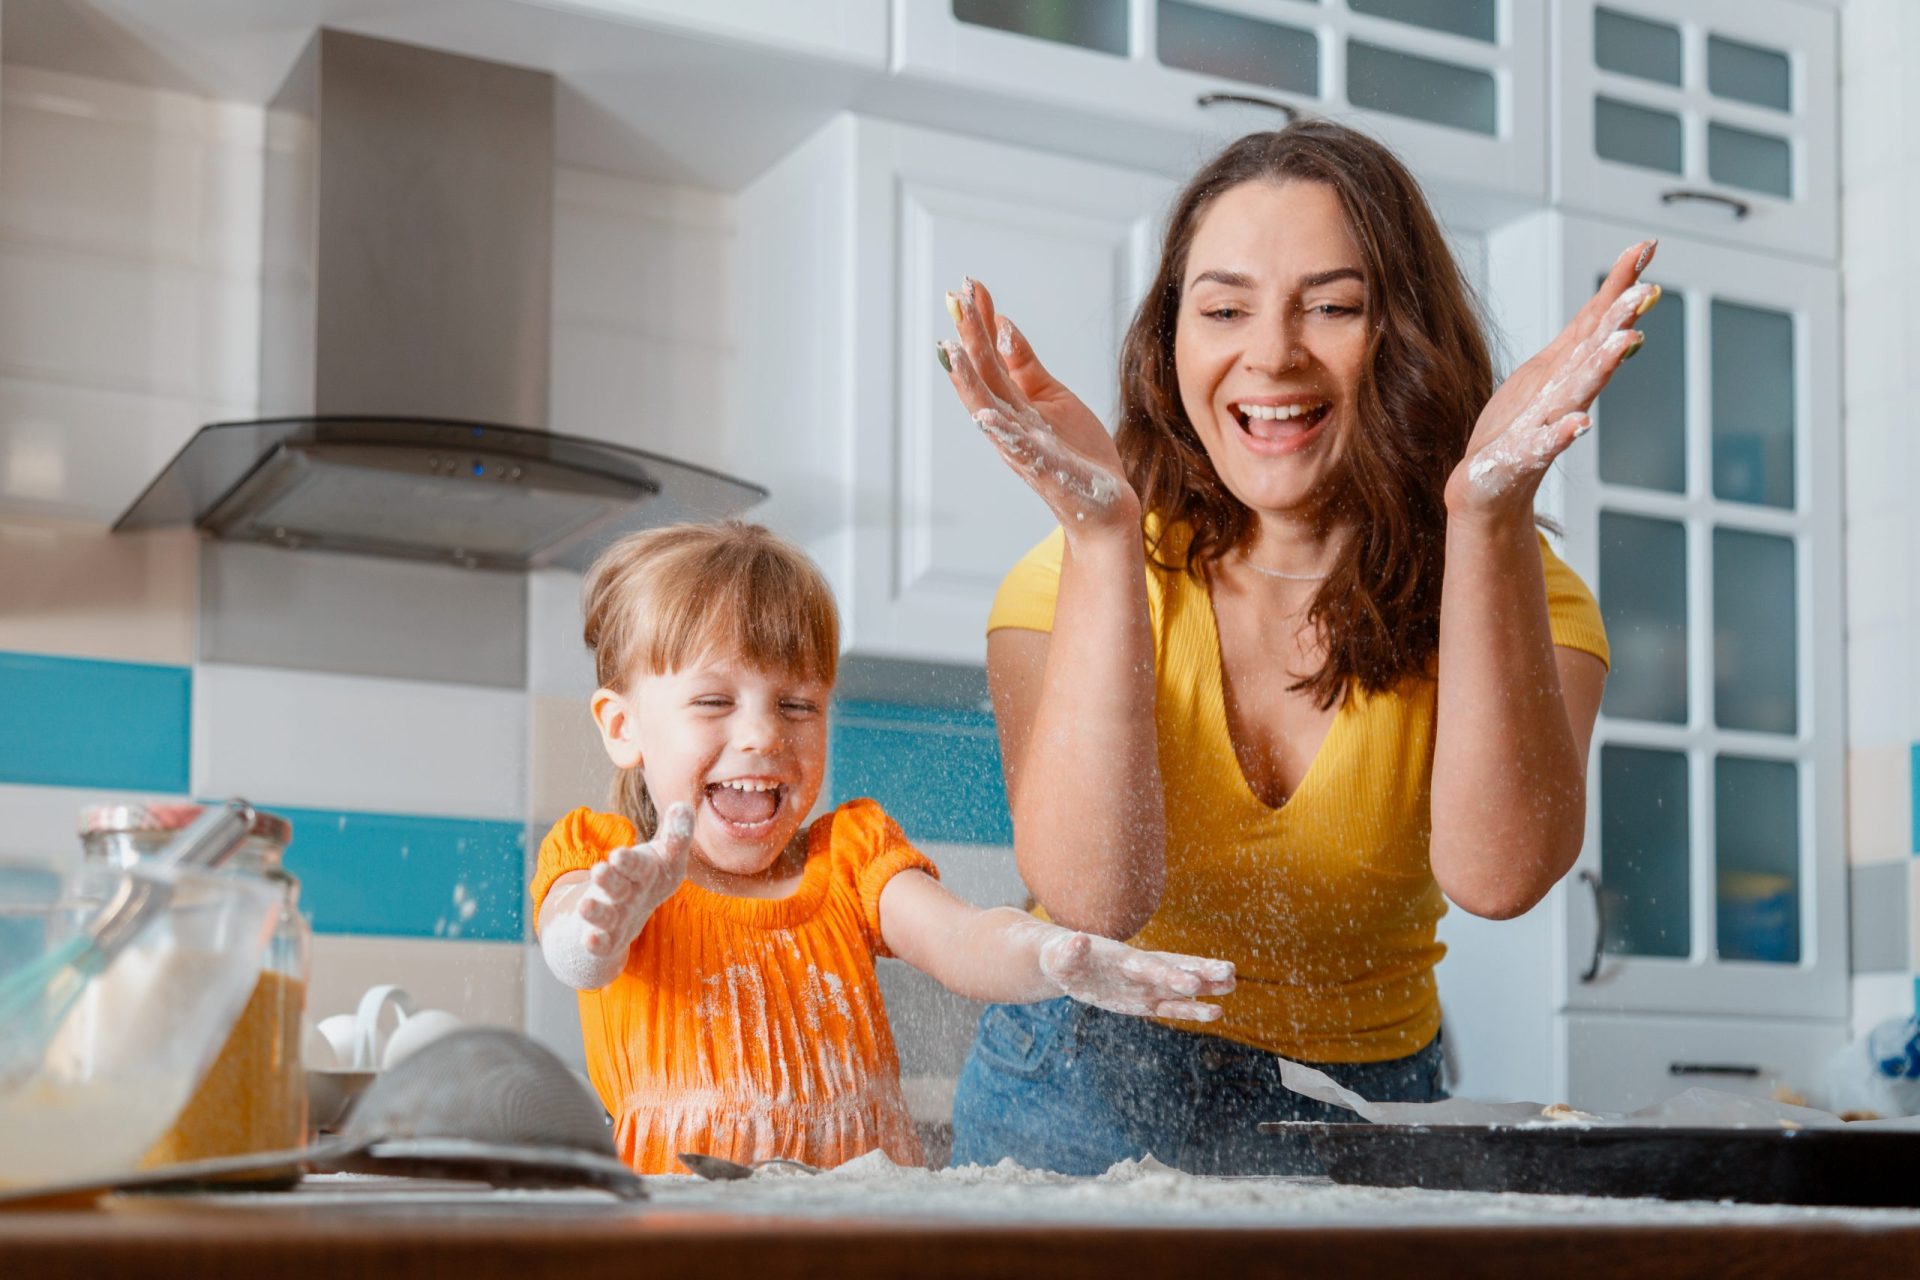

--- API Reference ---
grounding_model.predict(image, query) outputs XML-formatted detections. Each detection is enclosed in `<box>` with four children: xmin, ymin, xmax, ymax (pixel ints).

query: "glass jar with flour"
<box><xmin>79</xmin><ymin>803</ymin><xmax>310</xmax><ymax>1177</ymax></box>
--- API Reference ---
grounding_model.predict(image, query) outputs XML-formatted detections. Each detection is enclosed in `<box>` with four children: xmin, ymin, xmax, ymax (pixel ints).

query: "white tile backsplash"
<box><xmin>192</xmin><ymin>663</ymin><xmax>528</xmax><ymax>821</ymax></box>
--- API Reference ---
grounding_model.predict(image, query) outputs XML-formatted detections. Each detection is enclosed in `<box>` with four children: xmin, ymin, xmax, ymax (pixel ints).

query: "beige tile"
<box><xmin>1849</xmin><ymin>745</ymin><xmax>1912</xmax><ymax>864</ymax></box>
<box><xmin>530</xmin><ymin>694</ymin><xmax>616</xmax><ymax>824</ymax></box>
<box><xmin>306</xmin><ymin>935</ymin><xmax>525</xmax><ymax>1046</ymax></box>
<box><xmin>0</xmin><ymin>514</ymin><xmax>195</xmax><ymax>664</ymax></box>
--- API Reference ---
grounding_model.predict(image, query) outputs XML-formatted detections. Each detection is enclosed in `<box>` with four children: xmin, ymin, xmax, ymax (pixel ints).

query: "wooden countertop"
<box><xmin>6</xmin><ymin>1190</ymin><xmax>1920</xmax><ymax>1280</ymax></box>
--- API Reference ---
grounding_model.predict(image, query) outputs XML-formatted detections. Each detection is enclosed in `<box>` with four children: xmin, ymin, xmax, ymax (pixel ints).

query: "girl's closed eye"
<box><xmin>780</xmin><ymin>698</ymin><xmax>821</xmax><ymax>717</ymax></box>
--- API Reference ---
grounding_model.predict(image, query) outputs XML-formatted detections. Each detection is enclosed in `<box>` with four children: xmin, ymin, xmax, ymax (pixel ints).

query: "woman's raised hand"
<box><xmin>1445</xmin><ymin>239</ymin><xmax>1662</xmax><ymax>520</ymax></box>
<box><xmin>938</xmin><ymin>277</ymin><xmax>1140</xmax><ymax>533</ymax></box>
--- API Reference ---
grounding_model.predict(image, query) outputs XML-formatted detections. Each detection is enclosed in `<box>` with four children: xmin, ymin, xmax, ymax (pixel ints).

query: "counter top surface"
<box><xmin>7</xmin><ymin>1160</ymin><xmax>1920</xmax><ymax>1279</ymax></box>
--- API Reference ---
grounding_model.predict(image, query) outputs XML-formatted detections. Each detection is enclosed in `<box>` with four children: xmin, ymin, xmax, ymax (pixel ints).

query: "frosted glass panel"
<box><xmin>953</xmin><ymin>0</ymin><xmax>1129</xmax><ymax>54</ymax></box>
<box><xmin>1594</xmin><ymin>7</ymin><xmax>1681</xmax><ymax>86</ymax></box>
<box><xmin>1600</xmin><ymin>745</ymin><xmax>1690</xmax><ymax>959</ymax></box>
<box><xmin>1347</xmin><ymin>40</ymin><xmax>1496</xmax><ymax>136</ymax></box>
<box><xmin>1708</xmin><ymin>122</ymin><xmax>1792</xmax><ymax>198</ymax></box>
<box><xmin>1711</xmin><ymin>299</ymin><xmax>1795</xmax><ymax>508</ymax></box>
<box><xmin>1595</xmin><ymin>97</ymin><xmax>1683</xmax><ymax>174</ymax></box>
<box><xmin>1158</xmin><ymin>2</ymin><xmax>1319</xmax><ymax>95</ymax></box>
<box><xmin>1708</xmin><ymin>34</ymin><xmax>1791</xmax><ymax>112</ymax></box>
<box><xmin>1600</xmin><ymin>513</ymin><xmax>1687</xmax><ymax>724</ymax></box>
<box><xmin>1595</xmin><ymin>277</ymin><xmax>1685</xmax><ymax>493</ymax></box>
<box><xmin>1349</xmin><ymin>0</ymin><xmax>1494</xmax><ymax>43</ymax></box>
<box><xmin>1713</xmin><ymin>529</ymin><xmax>1797</xmax><ymax>735</ymax></box>
<box><xmin>1715</xmin><ymin>756</ymin><xmax>1799</xmax><ymax>964</ymax></box>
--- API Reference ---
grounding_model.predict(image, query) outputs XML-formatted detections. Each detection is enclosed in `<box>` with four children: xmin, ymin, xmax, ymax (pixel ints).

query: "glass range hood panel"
<box><xmin>116</xmin><ymin>418</ymin><xmax>767</xmax><ymax>572</ymax></box>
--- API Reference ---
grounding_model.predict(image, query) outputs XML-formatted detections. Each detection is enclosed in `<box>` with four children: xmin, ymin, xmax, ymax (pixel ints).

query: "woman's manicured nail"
<box><xmin>964</xmin><ymin>276</ymin><xmax>977</xmax><ymax>302</ymax></box>
<box><xmin>935</xmin><ymin>342</ymin><xmax>952</xmax><ymax>372</ymax></box>
<box><xmin>1635</xmin><ymin>284</ymin><xmax>1662</xmax><ymax>316</ymax></box>
<box><xmin>944</xmin><ymin>292</ymin><xmax>963</xmax><ymax>326</ymax></box>
<box><xmin>1634</xmin><ymin>239</ymin><xmax>1657</xmax><ymax>273</ymax></box>
<box><xmin>1621</xmin><ymin>335</ymin><xmax>1646</xmax><ymax>361</ymax></box>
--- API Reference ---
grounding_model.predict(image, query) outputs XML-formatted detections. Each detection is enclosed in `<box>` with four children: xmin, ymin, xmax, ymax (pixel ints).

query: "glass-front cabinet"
<box><xmin>1553</xmin><ymin>0</ymin><xmax>1836</xmax><ymax>258</ymax></box>
<box><xmin>1550</xmin><ymin>216</ymin><xmax>1843</xmax><ymax>1019</ymax></box>
<box><xmin>895</xmin><ymin>0</ymin><xmax>1547</xmax><ymax>199</ymax></box>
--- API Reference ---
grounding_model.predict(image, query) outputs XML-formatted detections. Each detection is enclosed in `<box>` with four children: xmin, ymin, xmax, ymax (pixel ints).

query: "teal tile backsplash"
<box><xmin>830</xmin><ymin>700</ymin><xmax>1011</xmax><ymax>846</ymax></box>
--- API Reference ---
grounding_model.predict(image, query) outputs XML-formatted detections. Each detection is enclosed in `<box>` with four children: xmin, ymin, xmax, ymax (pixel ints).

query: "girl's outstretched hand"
<box><xmin>937</xmin><ymin>277</ymin><xmax>1140</xmax><ymax>534</ymax></box>
<box><xmin>1038</xmin><ymin>929</ymin><xmax>1236</xmax><ymax>1022</ymax></box>
<box><xmin>1445</xmin><ymin>239</ymin><xmax>1662</xmax><ymax>520</ymax></box>
<box><xmin>577</xmin><ymin>802</ymin><xmax>694</xmax><ymax>959</ymax></box>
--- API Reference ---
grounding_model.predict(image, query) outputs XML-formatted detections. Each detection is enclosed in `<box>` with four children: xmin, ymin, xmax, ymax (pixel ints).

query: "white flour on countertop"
<box><xmin>635</xmin><ymin>1149</ymin><xmax>1920</xmax><ymax>1230</ymax></box>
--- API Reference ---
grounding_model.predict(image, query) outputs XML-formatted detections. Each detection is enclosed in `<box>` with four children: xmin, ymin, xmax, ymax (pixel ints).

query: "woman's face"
<box><xmin>1173</xmin><ymin>179</ymin><xmax>1370</xmax><ymax>521</ymax></box>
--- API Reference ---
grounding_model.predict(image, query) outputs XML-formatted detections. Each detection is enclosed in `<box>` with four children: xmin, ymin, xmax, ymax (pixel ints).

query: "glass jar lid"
<box><xmin>79</xmin><ymin>802</ymin><xmax>293</xmax><ymax>874</ymax></box>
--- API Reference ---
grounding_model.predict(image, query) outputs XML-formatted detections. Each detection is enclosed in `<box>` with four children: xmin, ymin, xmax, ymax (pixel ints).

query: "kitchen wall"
<box><xmin>0</xmin><ymin>61</ymin><xmax>1023</xmax><ymax>1094</ymax></box>
<box><xmin>1838</xmin><ymin>0</ymin><xmax>1920</xmax><ymax>1038</ymax></box>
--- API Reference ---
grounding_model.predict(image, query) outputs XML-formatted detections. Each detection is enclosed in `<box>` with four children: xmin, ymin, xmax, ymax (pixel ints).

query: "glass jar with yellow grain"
<box><xmin>79</xmin><ymin>803</ymin><xmax>310</xmax><ymax>1180</ymax></box>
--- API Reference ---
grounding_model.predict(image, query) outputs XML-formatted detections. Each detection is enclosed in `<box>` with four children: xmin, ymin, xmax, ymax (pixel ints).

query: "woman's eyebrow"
<box><xmin>1187</xmin><ymin>266</ymin><xmax>1365</xmax><ymax>290</ymax></box>
<box><xmin>1189</xmin><ymin>268</ymin><xmax>1254</xmax><ymax>289</ymax></box>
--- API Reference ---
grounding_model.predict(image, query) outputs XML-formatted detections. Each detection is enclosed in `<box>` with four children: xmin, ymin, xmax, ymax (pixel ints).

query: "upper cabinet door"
<box><xmin>893</xmin><ymin>0</ymin><xmax>1547</xmax><ymax>202</ymax></box>
<box><xmin>852</xmin><ymin>124</ymin><xmax>1173</xmax><ymax>661</ymax></box>
<box><xmin>1534</xmin><ymin>215</ymin><xmax>1844</xmax><ymax>1020</ymax></box>
<box><xmin>1554</xmin><ymin>0</ymin><xmax>1836</xmax><ymax>259</ymax></box>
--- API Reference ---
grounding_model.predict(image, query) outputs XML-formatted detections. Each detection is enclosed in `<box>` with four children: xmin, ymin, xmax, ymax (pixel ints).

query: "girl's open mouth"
<box><xmin>705</xmin><ymin>779</ymin><xmax>785</xmax><ymax>835</ymax></box>
<box><xmin>1231</xmin><ymin>400</ymin><xmax>1332</xmax><ymax>455</ymax></box>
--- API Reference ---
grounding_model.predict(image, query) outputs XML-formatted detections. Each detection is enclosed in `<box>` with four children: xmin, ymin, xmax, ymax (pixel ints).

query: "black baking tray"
<box><xmin>1261</xmin><ymin>1122</ymin><xmax>1920</xmax><ymax>1207</ymax></box>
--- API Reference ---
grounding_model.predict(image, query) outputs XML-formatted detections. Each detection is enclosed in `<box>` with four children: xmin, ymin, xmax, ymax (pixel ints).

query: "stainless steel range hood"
<box><xmin>115</xmin><ymin>30</ymin><xmax>763</xmax><ymax>572</ymax></box>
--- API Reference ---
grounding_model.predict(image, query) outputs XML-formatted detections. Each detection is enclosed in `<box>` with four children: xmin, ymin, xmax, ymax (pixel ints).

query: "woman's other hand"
<box><xmin>938</xmin><ymin>277</ymin><xmax>1141</xmax><ymax>534</ymax></box>
<box><xmin>1039</xmin><ymin>929</ymin><xmax>1237</xmax><ymax>1022</ymax></box>
<box><xmin>1445</xmin><ymin>239</ymin><xmax>1662</xmax><ymax>521</ymax></box>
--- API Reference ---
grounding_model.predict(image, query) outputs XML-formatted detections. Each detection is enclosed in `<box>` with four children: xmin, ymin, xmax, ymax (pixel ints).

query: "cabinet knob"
<box><xmin>1578</xmin><ymin>868</ymin><xmax>1604</xmax><ymax>984</ymax></box>
<box><xmin>1196</xmin><ymin>91</ymin><xmax>1300</xmax><ymax>123</ymax></box>
<box><xmin>1659</xmin><ymin>188</ymin><xmax>1753</xmax><ymax>221</ymax></box>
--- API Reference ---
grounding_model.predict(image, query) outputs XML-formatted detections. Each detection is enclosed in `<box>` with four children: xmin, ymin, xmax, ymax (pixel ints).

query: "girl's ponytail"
<box><xmin>613</xmin><ymin>764</ymin><xmax>658</xmax><ymax>842</ymax></box>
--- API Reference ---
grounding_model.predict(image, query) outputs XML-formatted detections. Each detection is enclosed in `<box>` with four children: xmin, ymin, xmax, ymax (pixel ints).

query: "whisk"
<box><xmin>0</xmin><ymin>801</ymin><xmax>257</xmax><ymax>1086</ymax></box>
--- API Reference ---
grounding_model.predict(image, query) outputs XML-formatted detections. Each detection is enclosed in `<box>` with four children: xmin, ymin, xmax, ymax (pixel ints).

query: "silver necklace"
<box><xmin>1238</xmin><ymin>555</ymin><xmax>1329</xmax><ymax>582</ymax></box>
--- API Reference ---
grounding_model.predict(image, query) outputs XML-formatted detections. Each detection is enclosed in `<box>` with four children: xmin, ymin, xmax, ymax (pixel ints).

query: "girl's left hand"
<box><xmin>1039</xmin><ymin>930</ymin><xmax>1236</xmax><ymax>1022</ymax></box>
<box><xmin>1444</xmin><ymin>239</ymin><xmax>1662</xmax><ymax>521</ymax></box>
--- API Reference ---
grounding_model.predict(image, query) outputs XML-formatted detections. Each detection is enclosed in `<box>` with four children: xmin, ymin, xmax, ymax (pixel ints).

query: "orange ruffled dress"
<box><xmin>530</xmin><ymin>797</ymin><xmax>936</xmax><ymax>1174</ymax></box>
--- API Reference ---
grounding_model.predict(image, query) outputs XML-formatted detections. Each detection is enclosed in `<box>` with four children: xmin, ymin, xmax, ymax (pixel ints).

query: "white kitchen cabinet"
<box><xmin>1560</xmin><ymin>1012</ymin><xmax>1846</xmax><ymax>1113</ymax></box>
<box><xmin>892</xmin><ymin>0</ymin><xmax>1546</xmax><ymax>203</ymax></box>
<box><xmin>733</xmin><ymin>115</ymin><xmax>1173</xmax><ymax>662</ymax></box>
<box><xmin>523</xmin><ymin>0</ymin><xmax>890</xmax><ymax>67</ymax></box>
<box><xmin>1441</xmin><ymin>210</ymin><xmax>1844</xmax><ymax>1107</ymax></box>
<box><xmin>1553</xmin><ymin>0</ymin><xmax>1837</xmax><ymax>259</ymax></box>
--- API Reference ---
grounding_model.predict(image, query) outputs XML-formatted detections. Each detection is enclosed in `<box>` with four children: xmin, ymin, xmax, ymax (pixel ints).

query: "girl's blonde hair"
<box><xmin>582</xmin><ymin>521</ymin><xmax>839</xmax><ymax>837</ymax></box>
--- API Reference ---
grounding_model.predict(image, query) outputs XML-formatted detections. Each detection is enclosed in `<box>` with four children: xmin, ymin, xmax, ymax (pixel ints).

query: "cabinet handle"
<box><xmin>1578</xmin><ymin>868</ymin><xmax>1604</xmax><ymax>983</ymax></box>
<box><xmin>1658</xmin><ymin>188</ymin><xmax>1753</xmax><ymax>221</ymax></box>
<box><xmin>1196</xmin><ymin>91</ymin><xmax>1300</xmax><ymax>123</ymax></box>
<box><xmin>1669</xmin><ymin>1062</ymin><xmax>1763</xmax><ymax>1077</ymax></box>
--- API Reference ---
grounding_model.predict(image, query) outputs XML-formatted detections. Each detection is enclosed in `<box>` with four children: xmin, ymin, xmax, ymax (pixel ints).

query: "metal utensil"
<box><xmin>0</xmin><ymin>1027</ymin><xmax>646</xmax><ymax>1206</ymax></box>
<box><xmin>0</xmin><ymin>801</ymin><xmax>256</xmax><ymax>1086</ymax></box>
<box><xmin>677</xmin><ymin>1153</ymin><xmax>823</xmax><ymax>1180</ymax></box>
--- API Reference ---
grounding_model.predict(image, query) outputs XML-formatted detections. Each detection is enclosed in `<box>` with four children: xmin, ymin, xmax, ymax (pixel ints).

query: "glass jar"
<box><xmin>79</xmin><ymin>803</ymin><xmax>310</xmax><ymax>1177</ymax></box>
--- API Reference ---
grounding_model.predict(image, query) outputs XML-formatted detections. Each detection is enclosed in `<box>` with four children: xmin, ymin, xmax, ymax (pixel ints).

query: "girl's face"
<box><xmin>1173</xmin><ymin>179</ymin><xmax>1371</xmax><ymax>522</ymax></box>
<box><xmin>594</xmin><ymin>654</ymin><xmax>830</xmax><ymax>883</ymax></box>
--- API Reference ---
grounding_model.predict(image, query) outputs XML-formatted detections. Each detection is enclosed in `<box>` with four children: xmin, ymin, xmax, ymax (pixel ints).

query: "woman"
<box><xmin>936</xmin><ymin>121</ymin><xmax>1653</xmax><ymax>1175</ymax></box>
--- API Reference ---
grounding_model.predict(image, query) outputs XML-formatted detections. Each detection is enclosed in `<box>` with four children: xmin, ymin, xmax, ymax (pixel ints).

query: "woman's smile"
<box><xmin>1226</xmin><ymin>396</ymin><xmax>1335</xmax><ymax>456</ymax></box>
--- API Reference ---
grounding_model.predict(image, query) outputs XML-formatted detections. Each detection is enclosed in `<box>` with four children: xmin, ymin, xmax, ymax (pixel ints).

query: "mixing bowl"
<box><xmin>0</xmin><ymin>862</ymin><xmax>280</xmax><ymax>1189</ymax></box>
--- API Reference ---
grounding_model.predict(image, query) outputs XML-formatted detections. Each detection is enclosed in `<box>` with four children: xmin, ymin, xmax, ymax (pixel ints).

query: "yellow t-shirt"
<box><xmin>988</xmin><ymin>520</ymin><xmax>1609</xmax><ymax>1064</ymax></box>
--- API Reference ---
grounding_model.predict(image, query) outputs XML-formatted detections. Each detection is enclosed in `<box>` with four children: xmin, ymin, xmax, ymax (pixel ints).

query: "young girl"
<box><xmin>532</xmin><ymin>521</ymin><xmax>1235</xmax><ymax>1174</ymax></box>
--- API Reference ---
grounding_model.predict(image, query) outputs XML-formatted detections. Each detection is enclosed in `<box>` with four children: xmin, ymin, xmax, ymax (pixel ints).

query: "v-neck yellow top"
<box><xmin>989</xmin><ymin>520</ymin><xmax>1609</xmax><ymax>1063</ymax></box>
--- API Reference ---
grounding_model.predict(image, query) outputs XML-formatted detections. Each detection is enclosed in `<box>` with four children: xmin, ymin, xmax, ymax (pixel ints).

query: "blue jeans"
<box><xmin>950</xmin><ymin>999</ymin><xmax>1446</xmax><ymax>1175</ymax></box>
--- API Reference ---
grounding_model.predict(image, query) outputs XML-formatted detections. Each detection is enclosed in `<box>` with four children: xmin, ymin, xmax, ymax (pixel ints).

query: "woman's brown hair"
<box><xmin>1116</xmin><ymin>119</ymin><xmax>1492</xmax><ymax>708</ymax></box>
<box><xmin>581</xmin><ymin>521</ymin><xmax>839</xmax><ymax>837</ymax></box>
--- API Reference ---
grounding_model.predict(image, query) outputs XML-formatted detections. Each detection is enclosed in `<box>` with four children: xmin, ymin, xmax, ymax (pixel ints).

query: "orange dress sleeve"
<box><xmin>827</xmin><ymin>798</ymin><xmax>940</xmax><ymax>959</ymax></box>
<box><xmin>529</xmin><ymin>807</ymin><xmax>638</xmax><ymax>932</ymax></box>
